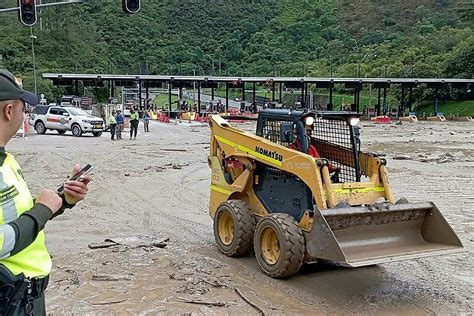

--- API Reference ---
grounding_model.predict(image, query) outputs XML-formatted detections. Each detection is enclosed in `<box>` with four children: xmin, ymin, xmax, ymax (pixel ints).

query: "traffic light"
<box><xmin>18</xmin><ymin>0</ymin><xmax>37</xmax><ymax>26</ymax></box>
<box><xmin>122</xmin><ymin>0</ymin><xmax>140</xmax><ymax>14</ymax></box>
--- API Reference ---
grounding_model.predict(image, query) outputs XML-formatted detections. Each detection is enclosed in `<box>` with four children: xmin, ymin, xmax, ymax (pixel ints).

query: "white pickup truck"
<box><xmin>29</xmin><ymin>106</ymin><xmax>104</xmax><ymax>137</ymax></box>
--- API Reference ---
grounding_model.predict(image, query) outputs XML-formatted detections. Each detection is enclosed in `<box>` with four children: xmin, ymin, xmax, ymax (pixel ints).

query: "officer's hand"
<box><xmin>37</xmin><ymin>189</ymin><xmax>63</xmax><ymax>214</ymax></box>
<box><xmin>64</xmin><ymin>164</ymin><xmax>92</xmax><ymax>205</ymax></box>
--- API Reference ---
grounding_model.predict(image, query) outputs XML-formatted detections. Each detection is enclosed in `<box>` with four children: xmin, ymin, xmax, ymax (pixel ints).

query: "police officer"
<box><xmin>0</xmin><ymin>69</ymin><xmax>91</xmax><ymax>315</ymax></box>
<box><xmin>129</xmin><ymin>108</ymin><xmax>139</xmax><ymax>140</ymax></box>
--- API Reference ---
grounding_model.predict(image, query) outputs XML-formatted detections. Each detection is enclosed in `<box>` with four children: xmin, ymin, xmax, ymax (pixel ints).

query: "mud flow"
<box><xmin>9</xmin><ymin>120</ymin><xmax>472</xmax><ymax>314</ymax></box>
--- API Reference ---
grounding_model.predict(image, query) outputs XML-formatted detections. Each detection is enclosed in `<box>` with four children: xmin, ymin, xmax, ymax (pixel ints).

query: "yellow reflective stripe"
<box><xmin>0</xmin><ymin>166</ymin><xmax>19</xmax><ymax>225</ymax></box>
<box><xmin>210</xmin><ymin>185</ymin><xmax>232</xmax><ymax>195</ymax></box>
<box><xmin>0</xmin><ymin>225</ymin><xmax>15</xmax><ymax>259</ymax></box>
<box><xmin>333</xmin><ymin>187</ymin><xmax>385</xmax><ymax>194</ymax></box>
<box><xmin>215</xmin><ymin>135</ymin><xmax>234</xmax><ymax>147</ymax></box>
<box><xmin>0</xmin><ymin>228</ymin><xmax>4</xmax><ymax>256</ymax></box>
<box><xmin>215</xmin><ymin>135</ymin><xmax>282</xmax><ymax>167</ymax></box>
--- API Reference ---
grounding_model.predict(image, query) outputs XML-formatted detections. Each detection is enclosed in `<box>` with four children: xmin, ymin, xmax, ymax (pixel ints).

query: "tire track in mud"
<box><xmin>172</xmin><ymin>163</ymin><xmax>210</xmax><ymax>214</ymax></box>
<box><xmin>102</xmin><ymin>163</ymin><xmax>213</xmax><ymax>246</ymax></box>
<box><xmin>55</xmin><ymin>163</ymin><xmax>210</xmax><ymax>247</ymax></box>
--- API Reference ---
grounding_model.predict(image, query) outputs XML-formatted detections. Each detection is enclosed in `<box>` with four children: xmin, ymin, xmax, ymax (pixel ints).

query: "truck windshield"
<box><xmin>68</xmin><ymin>108</ymin><xmax>89</xmax><ymax>116</ymax></box>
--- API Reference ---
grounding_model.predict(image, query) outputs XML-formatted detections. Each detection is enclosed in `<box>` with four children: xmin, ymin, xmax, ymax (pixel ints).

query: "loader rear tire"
<box><xmin>254</xmin><ymin>214</ymin><xmax>304</xmax><ymax>278</ymax></box>
<box><xmin>213</xmin><ymin>200</ymin><xmax>256</xmax><ymax>257</ymax></box>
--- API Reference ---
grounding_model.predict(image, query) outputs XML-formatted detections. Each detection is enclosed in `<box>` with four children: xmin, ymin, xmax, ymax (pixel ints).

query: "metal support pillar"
<box><xmin>145</xmin><ymin>85</ymin><xmax>149</xmax><ymax>111</ymax></box>
<box><xmin>272</xmin><ymin>81</ymin><xmax>275</xmax><ymax>102</ymax></box>
<box><xmin>357</xmin><ymin>87</ymin><xmax>360</xmax><ymax>111</ymax></box>
<box><xmin>328</xmin><ymin>85</ymin><xmax>333</xmax><ymax>111</ymax></box>
<box><xmin>376</xmin><ymin>88</ymin><xmax>381</xmax><ymax>116</ymax></box>
<box><xmin>409</xmin><ymin>87</ymin><xmax>413</xmax><ymax>112</ymax></box>
<box><xmin>75</xmin><ymin>80</ymin><xmax>79</xmax><ymax>96</ymax></box>
<box><xmin>242</xmin><ymin>83</ymin><xmax>246</xmax><ymax>102</ymax></box>
<box><xmin>279</xmin><ymin>82</ymin><xmax>283</xmax><ymax>102</ymax></box>
<box><xmin>383</xmin><ymin>87</ymin><xmax>388</xmax><ymax>115</ymax></box>
<box><xmin>253</xmin><ymin>82</ymin><xmax>256</xmax><ymax>104</ymax></box>
<box><xmin>168</xmin><ymin>83</ymin><xmax>172</xmax><ymax>117</ymax></box>
<box><xmin>225</xmin><ymin>83</ymin><xmax>229</xmax><ymax>112</ymax></box>
<box><xmin>211</xmin><ymin>86</ymin><xmax>215</xmax><ymax>100</ymax></box>
<box><xmin>301</xmin><ymin>85</ymin><xmax>305</xmax><ymax>108</ymax></box>
<box><xmin>353</xmin><ymin>88</ymin><xmax>356</xmax><ymax>109</ymax></box>
<box><xmin>198</xmin><ymin>82</ymin><xmax>201</xmax><ymax>113</ymax></box>
<box><xmin>304</xmin><ymin>83</ymin><xmax>311</xmax><ymax>108</ymax></box>
<box><xmin>353</xmin><ymin>87</ymin><xmax>360</xmax><ymax>112</ymax></box>
<box><xmin>179</xmin><ymin>87</ymin><xmax>183</xmax><ymax>99</ymax></box>
<box><xmin>434</xmin><ymin>89</ymin><xmax>439</xmax><ymax>115</ymax></box>
<box><xmin>400</xmin><ymin>87</ymin><xmax>405</xmax><ymax>117</ymax></box>
<box><xmin>111</xmin><ymin>81</ymin><xmax>115</xmax><ymax>98</ymax></box>
<box><xmin>138</xmin><ymin>81</ymin><xmax>142</xmax><ymax>110</ymax></box>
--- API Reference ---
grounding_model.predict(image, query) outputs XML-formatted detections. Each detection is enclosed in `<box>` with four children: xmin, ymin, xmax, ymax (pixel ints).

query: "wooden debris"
<box><xmin>176</xmin><ymin>297</ymin><xmax>227</xmax><ymax>307</ymax></box>
<box><xmin>89</xmin><ymin>236</ymin><xmax>170</xmax><ymax>250</ymax></box>
<box><xmin>137</xmin><ymin>241</ymin><xmax>167</xmax><ymax>249</ymax></box>
<box><xmin>88</xmin><ymin>241</ymin><xmax>118</xmax><ymax>249</ymax></box>
<box><xmin>91</xmin><ymin>298</ymin><xmax>127</xmax><ymax>305</ymax></box>
<box><xmin>161</xmin><ymin>148</ymin><xmax>187</xmax><ymax>152</ymax></box>
<box><xmin>234</xmin><ymin>288</ymin><xmax>266</xmax><ymax>316</ymax></box>
<box><xmin>92</xmin><ymin>274</ymin><xmax>134</xmax><ymax>281</ymax></box>
<box><xmin>199</xmin><ymin>279</ymin><xmax>227</xmax><ymax>288</ymax></box>
<box><xmin>392</xmin><ymin>155</ymin><xmax>411</xmax><ymax>160</ymax></box>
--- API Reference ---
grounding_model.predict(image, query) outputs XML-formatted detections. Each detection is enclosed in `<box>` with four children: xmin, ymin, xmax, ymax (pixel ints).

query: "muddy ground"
<box><xmin>8</xmin><ymin>119</ymin><xmax>473</xmax><ymax>315</ymax></box>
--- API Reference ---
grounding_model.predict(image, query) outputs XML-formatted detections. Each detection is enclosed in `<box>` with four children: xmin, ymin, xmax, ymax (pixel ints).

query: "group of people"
<box><xmin>108</xmin><ymin>109</ymin><xmax>124</xmax><ymax>140</ymax></box>
<box><xmin>108</xmin><ymin>108</ymin><xmax>150</xmax><ymax>141</ymax></box>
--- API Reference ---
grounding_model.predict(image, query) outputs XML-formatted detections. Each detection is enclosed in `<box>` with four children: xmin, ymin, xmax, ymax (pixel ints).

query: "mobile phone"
<box><xmin>57</xmin><ymin>164</ymin><xmax>94</xmax><ymax>194</ymax></box>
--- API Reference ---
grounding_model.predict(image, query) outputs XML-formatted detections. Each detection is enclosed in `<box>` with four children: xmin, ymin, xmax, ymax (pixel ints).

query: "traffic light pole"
<box><xmin>0</xmin><ymin>0</ymin><xmax>87</xmax><ymax>13</ymax></box>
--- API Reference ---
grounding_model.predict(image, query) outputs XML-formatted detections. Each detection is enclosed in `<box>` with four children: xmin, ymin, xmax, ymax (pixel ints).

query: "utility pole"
<box><xmin>30</xmin><ymin>27</ymin><xmax>38</xmax><ymax>94</ymax></box>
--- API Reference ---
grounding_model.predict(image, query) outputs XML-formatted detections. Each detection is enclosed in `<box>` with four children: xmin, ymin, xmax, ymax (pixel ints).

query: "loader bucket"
<box><xmin>305</xmin><ymin>202</ymin><xmax>463</xmax><ymax>267</ymax></box>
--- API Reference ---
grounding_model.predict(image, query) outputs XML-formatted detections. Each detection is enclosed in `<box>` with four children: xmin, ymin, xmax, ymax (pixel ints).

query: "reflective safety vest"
<box><xmin>130</xmin><ymin>112</ymin><xmax>139</xmax><ymax>121</ymax></box>
<box><xmin>109</xmin><ymin>114</ymin><xmax>117</xmax><ymax>125</ymax></box>
<box><xmin>0</xmin><ymin>152</ymin><xmax>52</xmax><ymax>278</ymax></box>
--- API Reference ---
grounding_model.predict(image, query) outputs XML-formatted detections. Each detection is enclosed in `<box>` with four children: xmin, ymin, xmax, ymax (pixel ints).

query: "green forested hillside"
<box><xmin>0</xmin><ymin>0</ymin><xmax>472</xmax><ymax>106</ymax></box>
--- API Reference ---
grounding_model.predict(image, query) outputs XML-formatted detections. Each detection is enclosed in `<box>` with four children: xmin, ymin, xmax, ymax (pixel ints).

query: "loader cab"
<box><xmin>256</xmin><ymin>109</ymin><xmax>362</xmax><ymax>183</ymax></box>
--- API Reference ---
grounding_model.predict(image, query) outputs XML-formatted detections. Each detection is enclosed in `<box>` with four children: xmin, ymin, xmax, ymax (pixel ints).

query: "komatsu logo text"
<box><xmin>255</xmin><ymin>146</ymin><xmax>283</xmax><ymax>162</ymax></box>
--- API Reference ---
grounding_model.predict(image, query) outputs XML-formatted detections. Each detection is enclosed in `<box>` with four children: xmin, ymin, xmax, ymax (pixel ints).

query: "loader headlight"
<box><xmin>349</xmin><ymin>117</ymin><xmax>360</xmax><ymax>126</ymax></box>
<box><xmin>304</xmin><ymin>116</ymin><xmax>315</xmax><ymax>126</ymax></box>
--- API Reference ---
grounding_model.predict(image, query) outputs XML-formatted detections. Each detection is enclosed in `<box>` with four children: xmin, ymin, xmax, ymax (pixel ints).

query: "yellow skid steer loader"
<box><xmin>208</xmin><ymin>109</ymin><xmax>463</xmax><ymax>278</ymax></box>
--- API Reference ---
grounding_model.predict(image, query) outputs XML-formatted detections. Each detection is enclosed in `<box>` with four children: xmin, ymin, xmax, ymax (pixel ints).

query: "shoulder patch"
<box><xmin>17</xmin><ymin>169</ymin><xmax>25</xmax><ymax>181</ymax></box>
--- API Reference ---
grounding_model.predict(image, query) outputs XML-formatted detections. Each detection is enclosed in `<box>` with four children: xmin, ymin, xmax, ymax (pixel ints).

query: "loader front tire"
<box><xmin>213</xmin><ymin>200</ymin><xmax>256</xmax><ymax>257</ymax></box>
<box><xmin>254</xmin><ymin>214</ymin><xmax>304</xmax><ymax>278</ymax></box>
